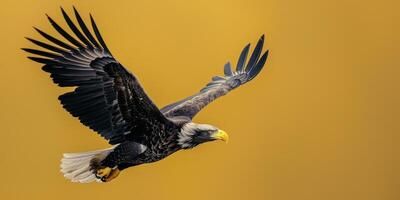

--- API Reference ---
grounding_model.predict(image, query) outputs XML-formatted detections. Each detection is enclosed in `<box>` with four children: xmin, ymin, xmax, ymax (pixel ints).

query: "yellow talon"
<box><xmin>96</xmin><ymin>167</ymin><xmax>120</xmax><ymax>182</ymax></box>
<box><xmin>96</xmin><ymin>167</ymin><xmax>112</xmax><ymax>177</ymax></box>
<box><xmin>104</xmin><ymin>168</ymin><xmax>120</xmax><ymax>182</ymax></box>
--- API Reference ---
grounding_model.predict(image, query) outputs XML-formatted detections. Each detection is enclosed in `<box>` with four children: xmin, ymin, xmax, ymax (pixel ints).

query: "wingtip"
<box><xmin>27</xmin><ymin>56</ymin><xmax>37</xmax><ymax>61</ymax></box>
<box><xmin>264</xmin><ymin>49</ymin><xmax>270</xmax><ymax>60</ymax></box>
<box><xmin>24</xmin><ymin>37</ymin><xmax>33</xmax><ymax>41</ymax></box>
<box><xmin>225</xmin><ymin>61</ymin><xmax>232</xmax><ymax>68</ymax></box>
<box><xmin>245</xmin><ymin>35</ymin><xmax>265</xmax><ymax>72</ymax></box>
<box><xmin>60</xmin><ymin>6</ymin><xmax>67</xmax><ymax>13</ymax></box>
<box><xmin>45</xmin><ymin>13</ymin><xmax>55</xmax><ymax>23</ymax></box>
<box><xmin>224</xmin><ymin>61</ymin><xmax>233</xmax><ymax>76</ymax></box>
<box><xmin>89</xmin><ymin>13</ymin><xmax>95</xmax><ymax>22</ymax></box>
<box><xmin>33</xmin><ymin>26</ymin><xmax>43</xmax><ymax>33</ymax></box>
<box><xmin>259</xmin><ymin>35</ymin><xmax>265</xmax><ymax>44</ymax></box>
<box><xmin>73</xmin><ymin>6</ymin><xmax>79</xmax><ymax>14</ymax></box>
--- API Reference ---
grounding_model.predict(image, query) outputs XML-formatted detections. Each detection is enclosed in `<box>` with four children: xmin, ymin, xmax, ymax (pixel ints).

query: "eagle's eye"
<box><xmin>192</xmin><ymin>130</ymin><xmax>211</xmax><ymax>142</ymax></box>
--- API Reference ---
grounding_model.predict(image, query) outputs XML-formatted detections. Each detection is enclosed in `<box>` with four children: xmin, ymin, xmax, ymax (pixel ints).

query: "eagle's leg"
<box><xmin>95</xmin><ymin>142</ymin><xmax>147</xmax><ymax>182</ymax></box>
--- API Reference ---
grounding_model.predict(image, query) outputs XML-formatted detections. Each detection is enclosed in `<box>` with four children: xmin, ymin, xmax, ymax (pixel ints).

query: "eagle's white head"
<box><xmin>178</xmin><ymin>122</ymin><xmax>229</xmax><ymax>149</ymax></box>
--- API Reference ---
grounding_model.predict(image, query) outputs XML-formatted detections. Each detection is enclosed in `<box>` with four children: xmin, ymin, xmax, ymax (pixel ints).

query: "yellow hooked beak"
<box><xmin>212</xmin><ymin>129</ymin><xmax>229</xmax><ymax>142</ymax></box>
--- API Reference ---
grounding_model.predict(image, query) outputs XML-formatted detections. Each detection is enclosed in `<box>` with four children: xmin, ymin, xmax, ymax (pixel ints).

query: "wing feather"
<box><xmin>21</xmin><ymin>48</ymin><xmax>59</xmax><ymax>58</ymax></box>
<box><xmin>34</xmin><ymin>27</ymin><xmax>76</xmax><ymax>50</ymax></box>
<box><xmin>249</xmin><ymin>50</ymin><xmax>269</xmax><ymax>80</ymax></box>
<box><xmin>90</xmin><ymin>14</ymin><xmax>111</xmax><ymax>55</ymax></box>
<box><xmin>246</xmin><ymin>35</ymin><xmax>264</xmax><ymax>71</ymax></box>
<box><xmin>60</xmin><ymin>7</ymin><xmax>94</xmax><ymax>48</ymax></box>
<box><xmin>223</xmin><ymin>62</ymin><xmax>233</xmax><ymax>76</ymax></box>
<box><xmin>72</xmin><ymin>7</ymin><xmax>102</xmax><ymax>49</ymax></box>
<box><xmin>236</xmin><ymin>44</ymin><xmax>250</xmax><ymax>72</ymax></box>
<box><xmin>46</xmin><ymin>14</ymin><xmax>84</xmax><ymax>48</ymax></box>
<box><xmin>25</xmin><ymin>37</ymin><xmax>68</xmax><ymax>54</ymax></box>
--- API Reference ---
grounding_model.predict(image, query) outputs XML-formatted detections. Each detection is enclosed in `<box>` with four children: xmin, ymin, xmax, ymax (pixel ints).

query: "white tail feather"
<box><xmin>60</xmin><ymin>146</ymin><xmax>116</xmax><ymax>183</ymax></box>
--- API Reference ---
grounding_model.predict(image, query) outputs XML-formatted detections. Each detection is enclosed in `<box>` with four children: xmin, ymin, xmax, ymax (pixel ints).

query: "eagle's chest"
<box><xmin>136</xmin><ymin>147</ymin><xmax>180</xmax><ymax>164</ymax></box>
<box><xmin>140</xmin><ymin>133</ymin><xmax>181</xmax><ymax>163</ymax></box>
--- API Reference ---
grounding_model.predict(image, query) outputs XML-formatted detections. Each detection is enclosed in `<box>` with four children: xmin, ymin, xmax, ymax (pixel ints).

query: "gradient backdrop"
<box><xmin>0</xmin><ymin>0</ymin><xmax>399</xmax><ymax>199</ymax></box>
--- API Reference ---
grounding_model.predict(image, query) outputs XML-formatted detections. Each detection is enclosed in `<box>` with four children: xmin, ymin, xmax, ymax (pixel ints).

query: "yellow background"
<box><xmin>0</xmin><ymin>0</ymin><xmax>398</xmax><ymax>199</ymax></box>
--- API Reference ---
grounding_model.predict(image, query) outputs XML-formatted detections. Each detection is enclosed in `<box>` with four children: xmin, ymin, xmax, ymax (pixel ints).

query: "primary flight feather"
<box><xmin>23</xmin><ymin>7</ymin><xmax>269</xmax><ymax>183</ymax></box>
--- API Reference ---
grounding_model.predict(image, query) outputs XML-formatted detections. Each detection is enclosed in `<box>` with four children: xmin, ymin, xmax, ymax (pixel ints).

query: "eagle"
<box><xmin>23</xmin><ymin>7</ymin><xmax>269</xmax><ymax>183</ymax></box>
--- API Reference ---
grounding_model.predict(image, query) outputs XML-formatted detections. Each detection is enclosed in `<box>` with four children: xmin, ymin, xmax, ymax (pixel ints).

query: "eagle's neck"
<box><xmin>177</xmin><ymin>122</ymin><xmax>197</xmax><ymax>149</ymax></box>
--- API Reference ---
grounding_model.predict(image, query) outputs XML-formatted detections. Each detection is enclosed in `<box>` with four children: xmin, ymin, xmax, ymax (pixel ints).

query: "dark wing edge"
<box><xmin>23</xmin><ymin>7</ymin><xmax>167</xmax><ymax>145</ymax></box>
<box><xmin>161</xmin><ymin>35</ymin><xmax>269</xmax><ymax>119</ymax></box>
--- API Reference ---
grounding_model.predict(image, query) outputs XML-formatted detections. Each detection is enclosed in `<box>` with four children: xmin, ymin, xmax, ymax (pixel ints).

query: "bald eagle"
<box><xmin>23</xmin><ymin>7</ymin><xmax>269</xmax><ymax>183</ymax></box>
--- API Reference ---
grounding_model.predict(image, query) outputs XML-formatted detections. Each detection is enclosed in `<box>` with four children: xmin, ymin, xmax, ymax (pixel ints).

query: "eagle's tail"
<box><xmin>60</xmin><ymin>146</ymin><xmax>116</xmax><ymax>183</ymax></box>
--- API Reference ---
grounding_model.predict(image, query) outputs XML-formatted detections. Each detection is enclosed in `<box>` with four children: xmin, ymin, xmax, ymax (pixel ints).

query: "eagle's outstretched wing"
<box><xmin>23</xmin><ymin>7</ymin><xmax>172</xmax><ymax>145</ymax></box>
<box><xmin>161</xmin><ymin>35</ymin><xmax>269</xmax><ymax>119</ymax></box>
